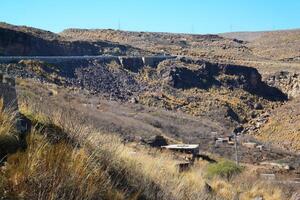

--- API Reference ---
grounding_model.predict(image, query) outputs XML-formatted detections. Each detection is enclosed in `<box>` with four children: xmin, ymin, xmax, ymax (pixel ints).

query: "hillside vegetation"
<box><xmin>0</xmin><ymin>92</ymin><xmax>291</xmax><ymax>199</ymax></box>
<box><xmin>1</xmin><ymin>22</ymin><xmax>300</xmax><ymax>199</ymax></box>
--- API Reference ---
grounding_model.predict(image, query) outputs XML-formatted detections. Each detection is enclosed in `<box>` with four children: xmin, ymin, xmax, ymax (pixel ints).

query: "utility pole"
<box><xmin>118</xmin><ymin>19</ymin><xmax>121</xmax><ymax>30</ymax></box>
<box><xmin>234</xmin><ymin>133</ymin><xmax>239</xmax><ymax>165</ymax></box>
<box><xmin>191</xmin><ymin>25</ymin><xmax>194</xmax><ymax>34</ymax></box>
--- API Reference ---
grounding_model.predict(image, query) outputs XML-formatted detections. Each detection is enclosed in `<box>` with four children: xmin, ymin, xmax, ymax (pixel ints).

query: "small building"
<box><xmin>161</xmin><ymin>144</ymin><xmax>199</xmax><ymax>155</ymax></box>
<box><xmin>242</xmin><ymin>142</ymin><xmax>258</xmax><ymax>149</ymax></box>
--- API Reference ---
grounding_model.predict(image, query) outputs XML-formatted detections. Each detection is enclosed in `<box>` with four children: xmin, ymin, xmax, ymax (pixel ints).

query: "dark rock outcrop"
<box><xmin>75</xmin><ymin>61</ymin><xmax>141</xmax><ymax>100</ymax></box>
<box><xmin>119</xmin><ymin>57</ymin><xmax>144</xmax><ymax>72</ymax></box>
<box><xmin>265</xmin><ymin>71</ymin><xmax>300</xmax><ymax>99</ymax></box>
<box><xmin>142</xmin><ymin>135</ymin><xmax>168</xmax><ymax>147</ymax></box>
<box><xmin>158</xmin><ymin>58</ymin><xmax>287</xmax><ymax>101</ymax></box>
<box><xmin>0</xmin><ymin>25</ymin><xmax>146</xmax><ymax>56</ymax></box>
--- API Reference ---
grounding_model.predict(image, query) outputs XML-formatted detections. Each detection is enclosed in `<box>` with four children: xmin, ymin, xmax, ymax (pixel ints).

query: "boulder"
<box><xmin>157</xmin><ymin>64</ymin><xmax>218</xmax><ymax>89</ymax></box>
<box><xmin>254</xmin><ymin>103</ymin><xmax>263</xmax><ymax>110</ymax></box>
<box><xmin>129</xmin><ymin>97</ymin><xmax>138</xmax><ymax>104</ymax></box>
<box><xmin>253</xmin><ymin>197</ymin><xmax>263</xmax><ymax>200</ymax></box>
<box><xmin>0</xmin><ymin>114</ymin><xmax>31</xmax><ymax>163</ymax></box>
<box><xmin>290</xmin><ymin>191</ymin><xmax>300</xmax><ymax>200</ymax></box>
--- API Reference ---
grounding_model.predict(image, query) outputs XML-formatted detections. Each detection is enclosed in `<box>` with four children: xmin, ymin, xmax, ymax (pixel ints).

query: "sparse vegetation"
<box><xmin>0</xmin><ymin>91</ymin><xmax>288</xmax><ymax>199</ymax></box>
<box><xmin>0</xmin><ymin>98</ymin><xmax>17</xmax><ymax>137</ymax></box>
<box><xmin>1</xmin><ymin>21</ymin><xmax>299</xmax><ymax>199</ymax></box>
<box><xmin>206</xmin><ymin>160</ymin><xmax>243</xmax><ymax>180</ymax></box>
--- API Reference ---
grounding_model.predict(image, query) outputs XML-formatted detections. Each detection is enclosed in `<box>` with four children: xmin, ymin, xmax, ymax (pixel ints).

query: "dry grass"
<box><xmin>239</xmin><ymin>182</ymin><xmax>283</xmax><ymax>200</ymax></box>
<box><xmin>0</xmin><ymin>93</ymin><xmax>290</xmax><ymax>199</ymax></box>
<box><xmin>0</xmin><ymin>98</ymin><xmax>17</xmax><ymax>137</ymax></box>
<box><xmin>0</xmin><ymin>101</ymin><xmax>124</xmax><ymax>200</ymax></box>
<box><xmin>17</xmin><ymin>96</ymin><xmax>214</xmax><ymax>200</ymax></box>
<box><xmin>210</xmin><ymin>177</ymin><xmax>283</xmax><ymax>200</ymax></box>
<box><xmin>1</xmin><ymin>132</ymin><xmax>123</xmax><ymax>200</ymax></box>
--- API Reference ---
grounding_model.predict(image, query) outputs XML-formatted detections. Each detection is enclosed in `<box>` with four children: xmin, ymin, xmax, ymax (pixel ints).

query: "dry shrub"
<box><xmin>0</xmin><ymin>98</ymin><xmax>17</xmax><ymax>137</ymax></box>
<box><xmin>211</xmin><ymin>179</ymin><xmax>236</xmax><ymax>200</ymax></box>
<box><xmin>206</xmin><ymin>160</ymin><xmax>243</xmax><ymax>180</ymax></box>
<box><xmin>0</xmin><ymin>131</ymin><xmax>123</xmax><ymax>200</ymax></box>
<box><xmin>239</xmin><ymin>182</ymin><xmax>283</xmax><ymax>200</ymax></box>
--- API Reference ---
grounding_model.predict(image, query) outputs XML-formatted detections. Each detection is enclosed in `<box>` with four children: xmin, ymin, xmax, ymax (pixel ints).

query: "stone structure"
<box><xmin>0</xmin><ymin>73</ymin><xmax>31</xmax><ymax>163</ymax></box>
<box><xmin>161</xmin><ymin>144</ymin><xmax>200</xmax><ymax>155</ymax></box>
<box><xmin>0</xmin><ymin>73</ymin><xmax>18</xmax><ymax>111</ymax></box>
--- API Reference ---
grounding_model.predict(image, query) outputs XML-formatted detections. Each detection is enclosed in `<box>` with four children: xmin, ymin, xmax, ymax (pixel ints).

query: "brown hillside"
<box><xmin>255</xmin><ymin>97</ymin><xmax>300</xmax><ymax>152</ymax></box>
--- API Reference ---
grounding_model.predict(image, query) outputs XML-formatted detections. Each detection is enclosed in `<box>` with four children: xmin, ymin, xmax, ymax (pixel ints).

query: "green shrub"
<box><xmin>206</xmin><ymin>160</ymin><xmax>243</xmax><ymax>180</ymax></box>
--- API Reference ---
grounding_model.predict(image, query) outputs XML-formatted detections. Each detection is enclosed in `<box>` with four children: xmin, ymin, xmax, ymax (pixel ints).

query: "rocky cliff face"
<box><xmin>2</xmin><ymin>56</ymin><xmax>288</xmax><ymax>133</ymax></box>
<box><xmin>157</xmin><ymin>58</ymin><xmax>287</xmax><ymax>101</ymax></box>
<box><xmin>264</xmin><ymin>71</ymin><xmax>300</xmax><ymax>99</ymax></box>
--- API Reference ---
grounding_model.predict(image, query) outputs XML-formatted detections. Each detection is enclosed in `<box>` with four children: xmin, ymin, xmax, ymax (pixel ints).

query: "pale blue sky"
<box><xmin>1</xmin><ymin>0</ymin><xmax>300</xmax><ymax>34</ymax></box>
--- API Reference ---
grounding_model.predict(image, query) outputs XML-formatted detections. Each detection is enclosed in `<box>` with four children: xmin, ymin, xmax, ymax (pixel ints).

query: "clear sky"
<box><xmin>1</xmin><ymin>0</ymin><xmax>300</xmax><ymax>34</ymax></box>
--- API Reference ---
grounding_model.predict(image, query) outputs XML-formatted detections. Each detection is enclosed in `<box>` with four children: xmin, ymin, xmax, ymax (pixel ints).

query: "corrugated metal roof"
<box><xmin>161</xmin><ymin>144</ymin><xmax>199</xmax><ymax>149</ymax></box>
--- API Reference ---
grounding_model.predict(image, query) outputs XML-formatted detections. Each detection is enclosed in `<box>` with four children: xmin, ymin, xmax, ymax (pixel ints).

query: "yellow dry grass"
<box><xmin>239</xmin><ymin>182</ymin><xmax>283</xmax><ymax>200</ymax></box>
<box><xmin>0</xmin><ymin>98</ymin><xmax>17</xmax><ymax>137</ymax></box>
<box><xmin>0</xmin><ymin>94</ymin><xmax>290</xmax><ymax>200</ymax></box>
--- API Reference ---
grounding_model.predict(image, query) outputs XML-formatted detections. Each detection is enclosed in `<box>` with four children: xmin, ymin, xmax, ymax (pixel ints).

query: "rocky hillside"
<box><xmin>1</xmin><ymin>22</ymin><xmax>299</xmax><ymax>155</ymax></box>
<box><xmin>61</xmin><ymin>27</ymin><xmax>300</xmax><ymax>62</ymax></box>
<box><xmin>255</xmin><ymin>97</ymin><xmax>300</xmax><ymax>152</ymax></box>
<box><xmin>61</xmin><ymin>27</ymin><xmax>300</xmax><ymax>77</ymax></box>
<box><xmin>0</xmin><ymin>23</ymin><xmax>150</xmax><ymax>56</ymax></box>
<box><xmin>61</xmin><ymin>28</ymin><xmax>256</xmax><ymax>61</ymax></box>
<box><xmin>2</xmin><ymin>56</ymin><xmax>287</xmax><ymax>137</ymax></box>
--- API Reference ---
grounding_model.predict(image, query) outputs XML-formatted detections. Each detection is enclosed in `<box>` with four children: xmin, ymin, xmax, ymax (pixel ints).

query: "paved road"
<box><xmin>0</xmin><ymin>55</ymin><xmax>176</xmax><ymax>61</ymax></box>
<box><xmin>0</xmin><ymin>55</ymin><xmax>177</xmax><ymax>68</ymax></box>
<box><xmin>0</xmin><ymin>55</ymin><xmax>176</xmax><ymax>63</ymax></box>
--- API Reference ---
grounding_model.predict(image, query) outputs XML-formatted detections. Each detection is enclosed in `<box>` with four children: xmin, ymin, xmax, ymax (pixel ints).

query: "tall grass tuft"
<box><xmin>0</xmin><ymin>130</ymin><xmax>123</xmax><ymax>200</ymax></box>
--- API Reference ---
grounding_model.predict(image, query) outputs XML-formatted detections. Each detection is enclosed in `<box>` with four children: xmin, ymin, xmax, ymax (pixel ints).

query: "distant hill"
<box><xmin>219</xmin><ymin>28</ymin><xmax>300</xmax><ymax>41</ymax></box>
<box><xmin>0</xmin><ymin>22</ymin><xmax>149</xmax><ymax>56</ymax></box>
<box><xmin>220</xmin><ymin>29</ymin><xmax>300</xmax><ymax>61</ymax></box>
<box><xmin>2</xmin><ymin>22</ymin><xmax>300</xmax><ymax>63</ymax></box>
<box><xmin>220</xmin><ymin>31</ymin><xmax>267</xmax><ymax>42</ymax></box>
<box><xmin>60</xmin><ymin>28</ymin><xmax>255</xmax><ymax>61</ymax></box>
<box><xmin>61</xmin><ymin>27</ymin><xmax>300</xmax><ymax>64</ymax></box>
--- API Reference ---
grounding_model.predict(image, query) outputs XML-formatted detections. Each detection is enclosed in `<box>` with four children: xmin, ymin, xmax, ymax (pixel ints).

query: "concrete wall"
<box><xmin>142</xmin><ymin>56</ymin><xmax>175</xmax><ymax>68</ymax></box>
<box><xmin>0</xmin><ymin>73</ymin><xmax>18</xmax><ymax>111</ymax></box>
